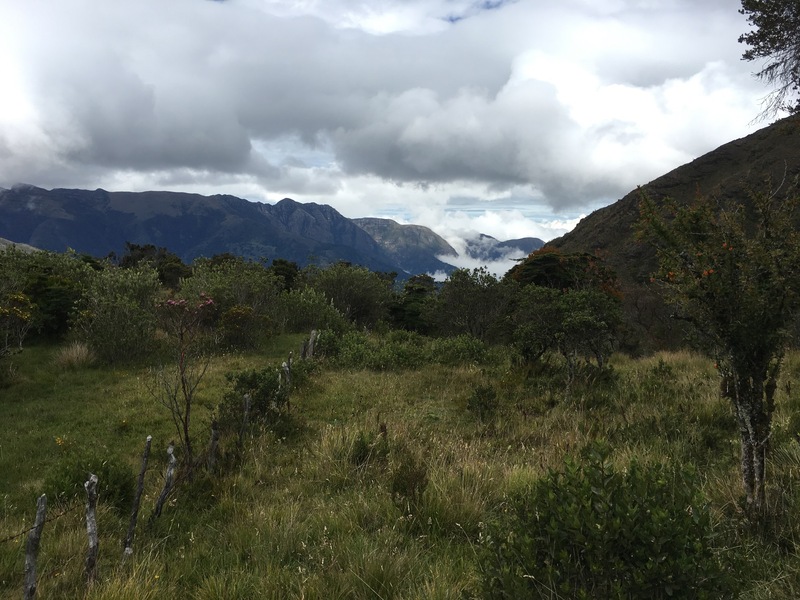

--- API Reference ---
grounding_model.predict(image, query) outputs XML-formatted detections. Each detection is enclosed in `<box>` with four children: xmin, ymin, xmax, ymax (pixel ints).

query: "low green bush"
<box><xmin>217</xmin><ymin>366</ymin><xmax>290</xmax><ymax>438</ymax></box>
<box><xmin>467</xmin><ymin>383</ymin><xmax>499</xmax><ymax>422</ymax></box>
<box><xmin>44</xmin><ymin>446</ymin><xmax>134</xmax><ymax>514</ymax></box>
<box><xmin>480</xmin><ymin>442</ymin><xmax>737</xmax><ymax>599</ymax></box>
<box><xmin>389</xmin><ymin>441</ymin><xmax>429</xmax><ymax>514</ymax></box>
<box><xmin>349</xmin><ymin>428</ymin><xmax>389</xmax><ymax>469</ymax></box>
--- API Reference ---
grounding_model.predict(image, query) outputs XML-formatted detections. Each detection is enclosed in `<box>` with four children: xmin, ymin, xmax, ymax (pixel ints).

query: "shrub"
<box><xmin>219</xmin><ymin>305</ymin><xmax>265</xmax><ymax>349</ymax></box>
<box><xmin>278</xmin><ymin>287</ymin><xmax>352</xmax><ymax>334</ymax></box>
<box><xmin>218</xmin><ymin>366</ymin><xmax>291</xmax><ymax>439</ymax></box>
<box><xmin>480</xmin><ymin>443</ymin><xmax>737</xmax><ymax>599</ymax></box>
<box><xmin>467</xmin><ymin>384</ymin><xmax>499</xmax><ymax>422</ymax></box>
<box><xmin>429</xmin><ymin>334</ymin><xmax>488</xmax><ymax>365</ymax></box>
<box><xmin>349</xmin><ymin>428</ymin><xmax>389</xmax><ymax>469</ymax></box>
<box><xmin>44</xmin><ymin>446</ymin><xmax>134</xmax><ymax>514</ymax></box>
<box><xmin>389</xmin><ymin>441</ymin><xmax>428</xmax><ymax>514</ymax></box>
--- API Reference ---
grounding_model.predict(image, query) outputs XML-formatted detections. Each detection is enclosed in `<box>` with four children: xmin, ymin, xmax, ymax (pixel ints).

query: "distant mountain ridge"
<box><xmin>0</xmin><ymin>185</ymin><xmax>539</xmax><ymax>277</ymax></box>
<box><xmin>548</xmin><ymin>116</ymin><xmax>800</xmax><ymax>285</ymax></box>
<box><xmin>464</xmin><ymin>233</ymin><xmax>544</xmax><ymax>262</ymax></box>
<box><xmin>353</xmin><ymin>217</ymin><xmax>458</xmax><ymax>275</ymax></box>
<box><xmin>545</xmin><ymin>115</ymin><xmax>800</xmax><ymax>349</ymax></box>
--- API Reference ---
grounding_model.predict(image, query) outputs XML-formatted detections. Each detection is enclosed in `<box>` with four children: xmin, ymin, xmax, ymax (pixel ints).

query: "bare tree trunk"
<box><xmin>123</xmin><ymin>435</ymin><xmax>152</xmax><ymax>561</ymax></box>
<box><xmin>84</xmin><ymin>474</ymin><xmax>99</xmax><ymax>584</ymax></box>
<box><xmin>179</xmin><ymin>351</ymin><xmax>194</xmax><ymax>471</ymax></box>
<box><xmin>729</xmin><ymin>375</ymin><xmax>772</xmax><ymax>514</ymax></box>
<box><xmin>152</xmin><ymin>443</ymin><xmax>176</xmax><ymax>520</ymax></box>
<box><xmin>737</xmin><ymin>415</ymin><xmax>756</xmax><ymax>508</ymax></box>
<box><xmin>23</xmin><ymin>494</ymin><xmax>47</xmax><ymax>600</ymax></box>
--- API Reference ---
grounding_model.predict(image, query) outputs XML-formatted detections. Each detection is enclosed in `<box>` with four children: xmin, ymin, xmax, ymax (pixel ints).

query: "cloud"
<box><xmin>0</xmin><ymin>0</ymin><xmax>772</xmax><ymax>244</ymax></box>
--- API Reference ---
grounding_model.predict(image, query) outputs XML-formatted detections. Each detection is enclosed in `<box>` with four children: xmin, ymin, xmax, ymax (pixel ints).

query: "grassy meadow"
<box><xmin>3</xmin><ymin>336</ymin><xmax>800</xmax><ymax>598</ymax></box>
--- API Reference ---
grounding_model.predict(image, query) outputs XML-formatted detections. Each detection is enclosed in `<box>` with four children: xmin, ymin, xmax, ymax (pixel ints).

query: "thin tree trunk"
<box><xmin>207</xmin><ymin>420</ymin><xmax>220</xmax><ymax>472</ymax></box>
<box><xmin>84</xmin><ymin>474</ymin><xmax>99</xmax><ymax>584</ymax></box>
<box><xmin>23</xmin><ymin>494</ymin><xmax>47</xmax><ymax>600</ymax></box>
<box><xmin>123</xmin><ymin>435</ymin><xmax>152</xmax><ymax>561</ymax></box>
<box><xmin>732</xmin><ymin>377</ymin><xmax>772</xmax><ymax>515</ymax></box>
<box><xmin>179</xmin><ymin>351</ymin><xmax>194</xmax><ymax>469</ymax></box>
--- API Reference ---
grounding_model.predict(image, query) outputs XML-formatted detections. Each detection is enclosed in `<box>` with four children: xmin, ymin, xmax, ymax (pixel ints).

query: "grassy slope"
<box><xmin>2</xmin><ymin>340</ymin><xmax>800</xmax><ymax>598</ymax></box>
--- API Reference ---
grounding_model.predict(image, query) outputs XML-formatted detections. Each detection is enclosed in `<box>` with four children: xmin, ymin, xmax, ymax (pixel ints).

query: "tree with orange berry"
<box><xmin>639</xmin><ymin>182</ymin><xmax>800</xmax><ymax>514</ymax></box>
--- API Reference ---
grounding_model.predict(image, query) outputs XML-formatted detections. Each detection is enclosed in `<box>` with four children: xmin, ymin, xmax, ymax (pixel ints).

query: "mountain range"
<box><xmin>5</xmin><ymin>115</ymin><xmax>793</xmax><ymax>293</ymax></box>
<box><xmin>0</xmin><ymin>185</ymin><xmax>543</xmax><ymax>277</ymax></box>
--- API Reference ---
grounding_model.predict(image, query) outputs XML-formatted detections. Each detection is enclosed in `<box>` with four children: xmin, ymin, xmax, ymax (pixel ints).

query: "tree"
<box><xmin>305</xmin><ymin>262</ymin><xmax>393</xmax><ymax>329</ymax></box>
<box><xmin>505</xmin><ymin>247</ymin><xmax>618</xmax><ymax>294</ymax></box>
<box><xmin>152</xmin><ymin>295</ymin><xmax>215</xmax><ymax>470</ymax></box>
<box><xmin>739</xmin><ymin>0</ymin><xmax>800</xmax><ymax>117</ymax></box>
<box><xmin>506</xmin><ymin>248</ymin><xmax>622</xmax><ymax>375</ymax></box>
<box><xmin>511</xmin><ymin>285</ymin><xmax>621</xmax><ymax>375</ymax></box>
<box><xmin>269</xmin><ymin>258</ymin><xmax>300</xmax><ymax>291</ymax></box>
<box><xmin>389</xmin><ymin>274</ymin><xmax>437</xmax><ymax>333</ymax></box>
<box><xmin>426</xmin><ymin>267</ymin><xmax>514</xmax><ymax>342</ymax></box>
<box><xmin>116</xmin><ymin>242</ymin><xmax>191</xmax><ymax>290</ymax></box>
<box><xmin>639</xmin><ymin>185</ymin><xmax>800</xmax><ymax>512</ymax></box>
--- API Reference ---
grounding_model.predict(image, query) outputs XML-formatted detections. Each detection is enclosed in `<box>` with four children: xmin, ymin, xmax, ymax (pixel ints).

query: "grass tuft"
<box><xmin>54</xmin><ymin>341</ymin><xmax>96</xmax><ymax>370</ymax></box>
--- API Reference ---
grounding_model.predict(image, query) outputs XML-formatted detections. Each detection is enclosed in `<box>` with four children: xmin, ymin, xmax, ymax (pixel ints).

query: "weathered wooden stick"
<box><xmin>123</xmin><ymin>435</ymin><xmax>152</xmax><ymax>561</ymax></box>
<box><xmin>282</xmin><ymin>352</ymin><xmax>293</xmax><ymax>412</ymax></box>
<box><xmin>152</xmin><ymin>443</ymin><xmax>176</xmax><ymax>520</ymax></box>
<box><xmin>23</xmin><ymin>494</ymin><xmax>47</xmax><ymax>600</ymax></box>
<box><xmin>84</xmin><ymin>474</ymin><xmax>99</xmax><ymax>584</ymax></box>
<box><xmin>302</xmin><ymin>329</ymin><xmax>318</xmax><ymax>359</ymax></box>
<box><xmin>207</xmin><ymin>420</ymin><xmax>220</xmax><ymax>472</ymax></box>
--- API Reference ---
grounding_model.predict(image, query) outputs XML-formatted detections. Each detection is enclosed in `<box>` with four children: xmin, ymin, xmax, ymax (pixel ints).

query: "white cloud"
<box><xmin>0</xmin><ymin>0</ymin><xmax>777</xmax><ymax>246</ymax></box>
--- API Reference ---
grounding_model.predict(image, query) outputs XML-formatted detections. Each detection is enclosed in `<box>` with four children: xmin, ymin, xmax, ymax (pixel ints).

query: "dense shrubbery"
<box><xmin>481</xmin><ymin>443</ymin><xmax>736</xmax><ymax>599</ymax></box>
<box><xmin>71</xmin><ymin>264</ymin><xmax>160</xmax><ymax>364</ymax></box>
<box><xmin>181</xmin><ymin>256</ymin><xmax>283</xmax><ymax>349</ymax></box>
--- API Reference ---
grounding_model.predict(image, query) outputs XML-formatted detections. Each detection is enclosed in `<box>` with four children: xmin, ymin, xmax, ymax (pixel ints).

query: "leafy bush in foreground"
<box><xmin>481</xmin><ymin>443</ymin><xmax>737</xmax><ymax>599</ymax></box>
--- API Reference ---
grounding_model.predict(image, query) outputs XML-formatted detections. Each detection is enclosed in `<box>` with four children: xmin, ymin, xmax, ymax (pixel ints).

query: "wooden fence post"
<box><xmin>302</xmin><ymin>329</ymin><xmax>318</xmax><ymax>359</ymax></box>
<box><xmin>23</xmin><ymin>494</ymin><xmax>46</xmax><ymax>600</ymax></box>
<box><xmin>152</xmin><ymin>443</ymin><xmax>176</xmax><ymax>520</ymax></box>
<box><xmin>282</xmin><ymin>352</ymin><xmax>293</xmax><ymax>412</ymax></box>
<box><xmin>123</xmin><ymin>435</ymin><xmax>152</xmax><ymax>561</ymax></box>
<box><xmin>84</xmin><ymin>474</ymin><xmax>99</xmax><ymax>584</ymax></box>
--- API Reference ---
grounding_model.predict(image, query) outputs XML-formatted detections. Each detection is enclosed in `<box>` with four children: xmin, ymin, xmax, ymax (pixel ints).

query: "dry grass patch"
<box><xmin>54</xmin><ymin>341</ymin><xmax>96</xmax><ymax>370</ymax></box>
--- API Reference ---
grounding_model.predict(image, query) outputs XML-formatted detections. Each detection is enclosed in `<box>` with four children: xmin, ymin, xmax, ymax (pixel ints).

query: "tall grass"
<box><xmin>3</xmin><ymin>341</ymin><xmax>800</xmax><ymax>597</ymax></box>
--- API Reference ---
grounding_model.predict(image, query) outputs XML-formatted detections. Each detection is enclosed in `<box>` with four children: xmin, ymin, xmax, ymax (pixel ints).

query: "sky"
<box><xmin>0</xmin><ymin>0</ymin><xmax>777</xmax><ymax>255</ymax></box>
